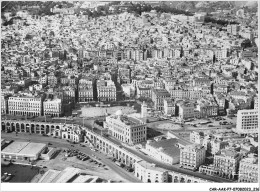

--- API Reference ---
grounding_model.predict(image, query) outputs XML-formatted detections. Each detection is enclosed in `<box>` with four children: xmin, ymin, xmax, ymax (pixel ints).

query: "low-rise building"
<box><xmin>1</xmin><ymin>141</ymin><xmax>47</xmax><ymax>161</ymax></box>
<box><xmin>146</xmin><ymin>138</ymin><xmax>180</xmax><ymax>165</ymax></box>
<box><xmin>135</xmin><ymin>160</ymin><xmax>169</xmax><ymax>183</ymax></box>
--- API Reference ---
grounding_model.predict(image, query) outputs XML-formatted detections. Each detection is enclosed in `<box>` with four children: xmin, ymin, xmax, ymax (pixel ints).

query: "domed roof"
<box><xmin>115</xmin><ymin>109</ymin><xmax>123</xmax><ymax>116</ymax></box>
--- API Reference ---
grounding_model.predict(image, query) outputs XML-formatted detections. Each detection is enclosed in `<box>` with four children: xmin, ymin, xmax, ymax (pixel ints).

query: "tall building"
<box><xmin>163</xmin><ymin>98</ymin><xmax>175</xmax><ymax>115</ymax></box>
<box><xmin>141</xmin><ymin>101</ymin><xmax>148</xmax><ymax>118</ymax></box>
<box><xmin>178</xmin><ymin>101</ymin><xmax>195</xmax><ymax>120</ymax></box>
<box><xmin>238</xmin><ymin>155</ymin><xmax>258</xmax><ymax>183</ymax></box>
<box><xmin>213</xmin><ymin>149</ymin><xmax>242</xmax><ymax>180</ymax></box>
<box><xmin>104</xmin><ymin>110</ymin><xmax>147</xmax><ymax>145</ymax></box>
<box><xmin>1</xmin><ymin>95</ymin><xmax>9</xmax><ymax>114</ymax></box>
<box><xmin>180</xmin><ymin>144</ymin><xmax>206</xmax><ymax>171</ymax></box>
<box><xmin>43</xmin><ymin>94</ymin><xmax>63</xmax><ymax>117</ymax></box>
<box><xmin>254</xmin><ymin>95</ymin><xmax>258</xmax><ymax>110</ymax></box>
<box><xmin>152</xmin><ymin>89</ymin><xmax>171</xmax><ymax>111</ymax></box>
<box><xmin>97</xmin><ymin>80</ymin><xmax>117</xmax><ymax>102</ymax></box>
<box><xmin>236</xmin><ymin>110</ymin><xmax>258</xmax><ymax>135</ymax></box>
<box><xmin>78</xmin><ymin>77</ymin><xmax>94</xmax><ymax>102</ymax></box>
<box><xmin>8</xmin><ymin>95</ymin><xmax>44</xmax><ymax>116</ymax></box>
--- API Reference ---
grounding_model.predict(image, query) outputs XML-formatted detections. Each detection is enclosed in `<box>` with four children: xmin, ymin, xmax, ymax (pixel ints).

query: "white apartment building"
<box><xmin>180</xmin><ymin>144</ymin><xmax>206</xmax><ymax>171</ymax></box>
<box><xmin>146</xmin><ymin>138</ymin><xmax>180</xmax><ymax>165</ymax></box>
<box><xmin>135</xmin><ymin>160</ymin><xmax>169</xmax><ymax>183</ymax></box>
<box><xmin>178</xmin><ymin>102</ymin><xmax>195</xmax><ymax>120</ymax></box>
<box><xmin>8</xmin><ymin>95</ymin><xmax>44</xmax><ymax>116</ymax></box>
<box><xmin>104</xmin><ymin>110</ymin><xmax>147</xmax><ymax>145</ymax></box>
<box><xmin>163</xmin><ymin>98</ymin><xmax>175</xmax><ymax>115</ymax></box>
<box><xmin>43</xmin><ymin>95</ymin><xmax>63</xmax><ymax>117</ymax></box>
<box><xmin>78</xmin><ymin>78</ymin><xmax>93</xmax><ymax>102</ymax></box>
<box><xmin>236</xmin><ymin>110</ymin><xmax>258</xmax><ymax>135</ymax></box>
<box><xmin>254</xmin><ymin>96</ymin><xmax>258</xmax><ymax>110</ymax></box>
<box><xmin>1</xmin><ymin>95</ymin><xmax>8</xmax><ymax>114</ymax></box>
<box><xmin>97</xmin><ymin>80</ymin><xmax>117</xmax><ymax>102</ymax></box>
<box><xmin>238</xmin><ymin>155</ymin><xmax>258</xmax><ymax>183</ymax></box>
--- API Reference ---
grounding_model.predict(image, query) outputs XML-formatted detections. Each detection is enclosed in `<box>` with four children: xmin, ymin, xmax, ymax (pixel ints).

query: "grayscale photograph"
<box><xmin>0</xmin><ymin>0</ymin><xmax>259</xmax><ymax>190</ymax></box>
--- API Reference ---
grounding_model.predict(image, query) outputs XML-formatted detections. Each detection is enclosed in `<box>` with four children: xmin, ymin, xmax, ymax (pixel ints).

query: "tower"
<box><xmin>141</xmin><ymin>101</ymin><xmax>147</xmax><ymax>118</ymax></box>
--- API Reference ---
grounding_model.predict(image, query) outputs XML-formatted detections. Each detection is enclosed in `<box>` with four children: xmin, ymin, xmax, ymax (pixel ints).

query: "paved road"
<box><xmin>1</xmin><ymin>132</ymin><xmax>142</xmax><ymax>183</ymax></box>
<box><xmin>99</xmin><ymin>133</ymin><xmax>232</xmax><ymax>183</ymax></box>
<box><xmin>2</xmin><ymin>117</ymin><xmax>233</xmax><ymax>183</ymax></box>
<box><xmin>121</xmin><ymin>144</ymin><xmax>233</xmax><ymax>183</ymax></box>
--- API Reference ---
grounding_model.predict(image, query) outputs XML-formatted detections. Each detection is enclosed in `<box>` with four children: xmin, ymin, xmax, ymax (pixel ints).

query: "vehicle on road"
<box><xmin>115</xmin><ymin>161</ymin><xmax>124</xmax><ymax>167</ymax></box>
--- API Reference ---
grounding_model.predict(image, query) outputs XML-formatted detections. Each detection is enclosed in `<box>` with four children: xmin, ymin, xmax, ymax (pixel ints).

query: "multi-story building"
<box><xmin>238</xmin><ymin>155</ymin><xmax>258</xmax><ymax>183</ymax></box>
<box><xmin>118</xmin><ymin>67</ymin><xmax>131</xmax><ymax>84</ymax></box>
<box><xmin>43</xmin><ymin>94</ymin><xmax>63</xmax><ymax>117</ymax></box>
<box><xmin>104</xmin><ymin>110</ymin><xmax>147</xmax><ymax>145</ymax></box>
<box><xmin>62</xmin><ymin>86</ymin><xmax>76</xmax><ymax>104</ymax></box>
<box><xmin>146</xmin><ymin>138</ymin><xmax>180</xmax><ymax>165</ymax></box>
<box><xmin>178</xmin><ymin>101</ymin><xmax>195</xmax><ymax>120</ymax></box>
<box><xmin>236</xmin><ymin>110</ymin><xmax>258</xmax><ymax>135</ymax></box>
<box><xmin>152</xmin><ymin>88</ymin><xmax>171</xmax><ymax>111</ymax></box>
<box><xmin>8</xmin><ymin>94</ymin><xmax>44</xmax><ymax>116</ymax></box>
<box><xmin>227</xmin><ymin>24</ymin><xmax>240</xmax><ymax>35</ymax></box>
<box><xmin>136</xmin><ymin>86</ymin><xmax>152</xmax><ymax>99</ymax></box>
<box><xmin>47</xmin><ymin>72</ymin><xmax>58</xmax><ymax>87</ymax></box>
<box><xmin>97</xmin><ymin>80</ymin><xmax>116</xmax><ymax>102</ymax></box>
<box><xmin>135</xmin><ymin>160</ymin><xmax>169</xmax><ymax>183</ymax></box>
<box><xmin>78</xmin><ymin>77</ymin><xmax>94</xmax><ymax>102</ymax></box>
<box><xmin>213</xmin><ymin>149</ymin><xmax>242</xmax><ymax>179</ymax></box>
<box><xmin>195</xmin><ymin>99</ymin><xmax>218</xmax><ymax>118</ymax></box>
<box><xmin>254</xmin><ymin>95</ymin><xmax>258</xmax><ymax>110</ymax></box>
<box><xmin>180</xmin><ymin>144</ymin><xmax>206</xmax><ymax>171</ymax></box>
<box><xmin>163</xmin><ymin>98</ymin><xmax>175</xmax><ymax>115</ymax></box>
<box><xmin>1</xmin><ymin>95</ymin><xmax>9</xmax><ymax>114</ymax></box>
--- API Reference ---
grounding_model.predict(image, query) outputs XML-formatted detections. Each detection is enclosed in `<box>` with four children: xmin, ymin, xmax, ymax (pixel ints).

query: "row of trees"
<box><xmin>204</xmin><ymin>16</ymin><xmax>238</xmax><ymax>26</ymax></box>
<box><xmin>127</xmin><ymin>3</ymin><xmax>194</xmax><ymax>16</ymax></box>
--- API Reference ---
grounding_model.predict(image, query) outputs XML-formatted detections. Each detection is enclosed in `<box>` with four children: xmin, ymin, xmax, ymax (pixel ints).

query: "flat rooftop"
<box><xmin>2</xmin><ymin>141</ymin><xmax>29</xmax><ymax>154</ymax></box>
<box><xmin>72</xmin><ymin>175</ymin><xmax>99</xmax><ymax>183</ymax></box>
<box><xmin>137</xmin><ymin>160</ymin><xmax>168</xmax><ymax>172</ymax></box>
<box><xmin>38</xmin><ymin>170</ymin><xmax>61</xmax><ymax>183</ymax></box>
<box><xmin>147</xmin><ymin>138</ymin><xmax>180</xmax><ymax>157</ymax></box>
<box><xmin>19</xmin><ymin>142</ymin><xmax>47</xmax><ymax>156</ymax></box>
<box><xmin>52</xmin><ymin>167</ymin><xmax>81</xmax><ymax>183</ymax></box>
<box><xmin>2</xmin><ymin>141</ymin><xmax>46</xmax><ymax>156</ymax></box>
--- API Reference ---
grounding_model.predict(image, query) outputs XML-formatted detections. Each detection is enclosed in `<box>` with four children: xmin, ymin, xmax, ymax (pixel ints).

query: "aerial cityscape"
<box><xmin>1</xmin><ymin>1</ymin><xmax>259</xmax><ymax>186</ymax></box>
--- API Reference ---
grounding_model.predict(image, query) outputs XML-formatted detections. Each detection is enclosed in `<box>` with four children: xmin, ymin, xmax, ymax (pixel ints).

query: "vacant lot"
<box><xmin>32</xmin><ymin>148</ymin><xmax>127</xmax><ymax>183</ymax></box>
<box><xmin>81</xmin><ymin>106</ymin><xmax>137</xmax><ymax>117</ymax></box>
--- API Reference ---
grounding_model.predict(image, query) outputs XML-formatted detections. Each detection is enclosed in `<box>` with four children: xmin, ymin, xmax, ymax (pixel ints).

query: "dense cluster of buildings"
<box><xmin>1</xmin><ymin>2</ymin><xmax>258</xmax><ymax>184</ymax></box>
<box><xmin>189</xmin><ymin>128</ymin><xmax>258</xmax><ymax>182</ymax></box>
<box><xmin>1</xmin><ymin>6</ymin><xmax>258</xmax><ymax>120</ymax></box>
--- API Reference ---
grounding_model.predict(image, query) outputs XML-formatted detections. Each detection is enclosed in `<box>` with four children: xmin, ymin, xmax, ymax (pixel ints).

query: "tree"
<box><xmin>241</xmin><ymin>39</ymin><xmax>252</xmax><ymax>49</ymax></box>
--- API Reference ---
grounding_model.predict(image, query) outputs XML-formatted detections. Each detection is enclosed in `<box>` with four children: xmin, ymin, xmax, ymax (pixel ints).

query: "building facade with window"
<box><xmin>236</xmin><ymin>110</ymin><xmax>258</xmax><ymax>135</ymax></box>
<box><xmin>104</xmin><ymin>110</ymin><xmax>147</xmax><ymax>145</ymax></box>
<box><xmin>8</xmin><ymin>95</ymin><xmax>44</xmax><ymax>116</ymax></box>
<box><xmin>180</xmin><ymin>144</ymin><xmax>206</xmax><ymax>170</ymax></box>
<box><xmin>135</xmin><ymin>160</ymin><xmax>169</xmax><ymax>183</ymax></box>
